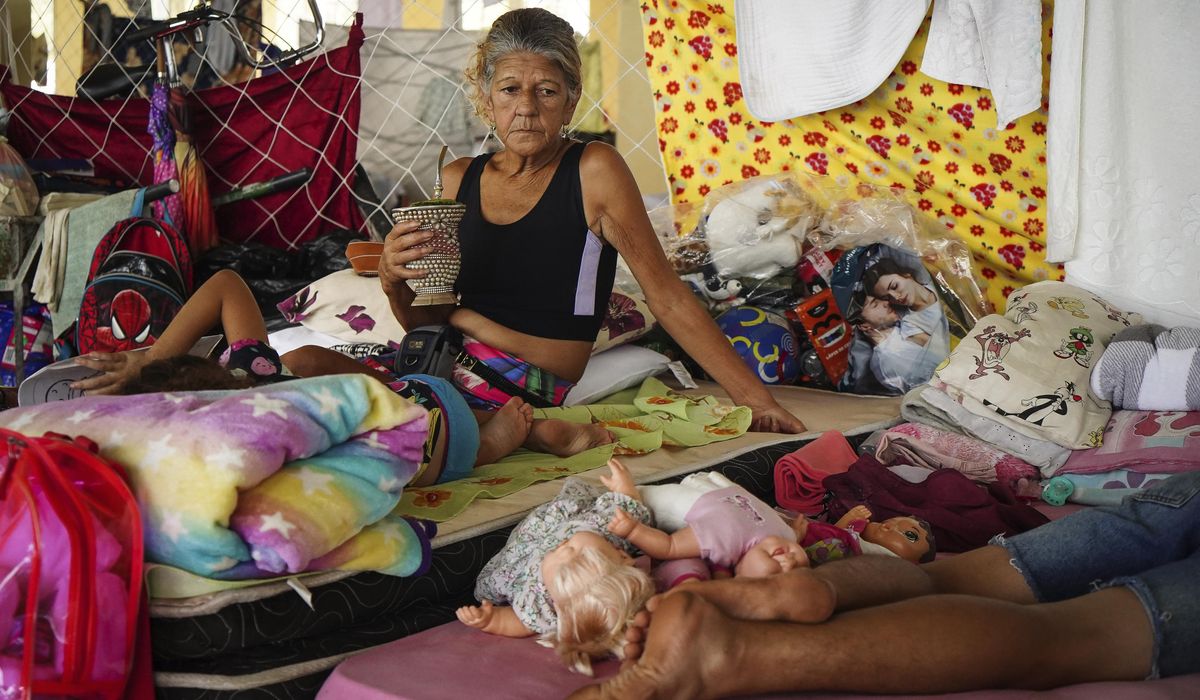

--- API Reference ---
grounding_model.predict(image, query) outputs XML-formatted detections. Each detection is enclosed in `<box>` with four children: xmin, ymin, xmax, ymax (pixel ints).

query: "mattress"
<box><xmin>150</xmin><ymin>384</ymin><xmax>901</xmax><ymax>699</ymax></box>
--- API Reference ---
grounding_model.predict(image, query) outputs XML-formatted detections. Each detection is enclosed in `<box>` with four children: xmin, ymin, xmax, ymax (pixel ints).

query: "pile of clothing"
<box><xmin>776</xmin><ymin>280</ymin><xmax>1200</xmax><ymax>552</ymax></box>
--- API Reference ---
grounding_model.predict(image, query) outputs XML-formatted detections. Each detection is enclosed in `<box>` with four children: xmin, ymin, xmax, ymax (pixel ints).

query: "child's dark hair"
<box><xmin>121</xmin><ymin>355</ymin><xmax>256</xmax><ymax>395</ymax></box>
<box><xmin>915</xmin><ymin>517</ymin><xmax>937</xmax><ymax>563</ymax></box>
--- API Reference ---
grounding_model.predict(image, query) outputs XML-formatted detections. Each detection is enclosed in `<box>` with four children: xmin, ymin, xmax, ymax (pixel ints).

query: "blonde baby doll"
<box><xmin>456</xmin><ymin>459</ymin><xmax>655</xmax><ymax>674</ymax></box>
<box><xmin>608</xmin><ymin>471</ymin><xmax>810</xmax><ymax>578</ymax></box>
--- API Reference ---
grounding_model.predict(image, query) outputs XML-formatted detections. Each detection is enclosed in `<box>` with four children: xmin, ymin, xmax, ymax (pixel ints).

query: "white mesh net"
<box><xmin>0</xmin><ymin>0</ymin><xmax>666</xmax><ymax>249</ymax></box>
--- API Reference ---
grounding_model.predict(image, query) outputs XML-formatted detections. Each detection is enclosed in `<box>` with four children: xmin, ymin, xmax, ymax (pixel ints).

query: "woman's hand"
<box><xmin>71</xmin><ymin>351</ymin><xmax>151</xmax><ymax>395</ymax></box>
<box><xmin>748</xmin><ymin>402</ymin><xmax>807</xmax><ymax>434</ymax></box>
<box><xmin>378</xmin><ymin>220</ymin><xmax>434</xmax><ymax>293</ymax></box>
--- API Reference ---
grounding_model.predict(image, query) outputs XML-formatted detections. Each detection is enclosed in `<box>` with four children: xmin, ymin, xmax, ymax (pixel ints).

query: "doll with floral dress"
<box><xmin>456</xmin><ymin>459</ymin><xmax>655</xmax><ymax>675</ymax></box>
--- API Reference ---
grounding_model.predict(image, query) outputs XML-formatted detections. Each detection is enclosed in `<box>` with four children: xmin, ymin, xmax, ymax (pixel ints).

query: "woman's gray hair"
<box><xmin>464</xmin><ymin>8</ymin><xmax>583</xmax><ymax>123</ymax></box>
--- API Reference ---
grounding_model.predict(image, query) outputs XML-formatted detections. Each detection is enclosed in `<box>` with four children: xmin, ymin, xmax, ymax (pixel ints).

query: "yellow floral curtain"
<box><xmin>638</xmin><ymin>1</ymin><xmax>1060</xmax><ymax>313</ymax></box>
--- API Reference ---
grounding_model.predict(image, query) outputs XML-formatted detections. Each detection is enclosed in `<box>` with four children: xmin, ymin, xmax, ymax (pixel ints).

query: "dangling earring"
<box><xmin>561</xmin><ymin>124</ymin><xmax>570</xmax><ymax>140</ymax></box>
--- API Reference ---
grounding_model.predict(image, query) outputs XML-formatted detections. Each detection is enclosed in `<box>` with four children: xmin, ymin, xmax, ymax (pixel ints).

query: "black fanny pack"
<box><xmin>394</xmin><ymin>325</ymin><xmax>463</xmax><ymax>379</ymax></box>
<box><xmin>393</xmin><ymin>325</ymin><xmax>554</xmax><ymax>409</ymax></box>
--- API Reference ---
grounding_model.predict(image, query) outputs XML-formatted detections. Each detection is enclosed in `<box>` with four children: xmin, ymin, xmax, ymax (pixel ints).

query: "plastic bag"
<box><xmin>0</xmin><ymin>136</ymin><xmax>40</xmax><ymax>217</ymax></box>
<box><xmin>646</xmin><ymin>173</ymin><xmax>991</xmax><ymax>395</ymax></box>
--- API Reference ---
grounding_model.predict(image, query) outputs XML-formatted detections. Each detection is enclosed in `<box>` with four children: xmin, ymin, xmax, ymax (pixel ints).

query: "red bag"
<box><xmin>76</xmin><ymin>212</ymin><xmax>193</xmax><ymax>355</ymax></box>
<box><xmin>0</xmin><ymin>430</ymin><xmax>147</xmax><ymax>699</ymax></box>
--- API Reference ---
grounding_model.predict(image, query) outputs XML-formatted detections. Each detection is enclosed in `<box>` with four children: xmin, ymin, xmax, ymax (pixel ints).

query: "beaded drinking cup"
<box><xmin>392</xmin><ymin>146</ymin><xmax>466</xmax><ymax>307</ymax></box>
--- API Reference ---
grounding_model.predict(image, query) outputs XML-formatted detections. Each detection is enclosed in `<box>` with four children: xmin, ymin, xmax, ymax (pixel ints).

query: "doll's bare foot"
<box><xmin>652</xmin><ymin>569</ymin><xmax>836</xmax><ymax>624</ymax></box>
<box><xmin>526</xmin><ymin>419</ymin><xmax>615</xmax><ymax>457</ymax></box>
<box><xmin>475</xmin><ymin>398</ymin><xmax>533</xmax><ymax>466</ymax></box>
<box><xmin>568</xmin><ymin>593</ymin><xmax>737</xmax><ymax>700</ymax></box>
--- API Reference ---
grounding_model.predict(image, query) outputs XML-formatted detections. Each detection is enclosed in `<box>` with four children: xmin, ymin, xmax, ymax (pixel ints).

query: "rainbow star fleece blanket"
<box><xmin>0</xmin><ymin>375</ymin><xmax>434</xmax><ymax>580</ymax></box>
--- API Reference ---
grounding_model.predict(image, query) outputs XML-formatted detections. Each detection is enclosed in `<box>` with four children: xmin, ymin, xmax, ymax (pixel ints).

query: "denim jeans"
<box><xmin>993</xmin><ymin>471</ymin><xmax>1200</xmax><ymax>679</ymax></box>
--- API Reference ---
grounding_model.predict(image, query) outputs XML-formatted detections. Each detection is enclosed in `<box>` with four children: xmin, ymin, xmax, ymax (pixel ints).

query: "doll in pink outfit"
<box><xmin>608</xmin><ymin>471</ymin><xmax>810</xmax><ymax>578</ymax></box>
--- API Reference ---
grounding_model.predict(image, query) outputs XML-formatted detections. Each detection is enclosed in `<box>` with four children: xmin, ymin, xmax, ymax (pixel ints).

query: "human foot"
<box><xmin>651</xmin><ymin>569</ymin><xmax>836</xmax><ymax>625</ymax></box>
<box><xmin>475</xmin><ymin>397</ymin><xmax>534</xmax><ymax>466</ymax></box>
<box><xmin>525</xmin><ymin>419</ymin><xmax>615</xmax><ymax>457</ymax></box>
<box><xmin>567</xmin><ymin>593</ymin><xmax>737</xmax><ymax>700</ymax></box>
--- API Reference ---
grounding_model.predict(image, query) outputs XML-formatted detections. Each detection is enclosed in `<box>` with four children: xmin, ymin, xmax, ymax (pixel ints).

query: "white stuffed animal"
<box><xmin>703</xmin><ymin>179</ymin><xmax>819</xmax><ymax>280</ymax></box>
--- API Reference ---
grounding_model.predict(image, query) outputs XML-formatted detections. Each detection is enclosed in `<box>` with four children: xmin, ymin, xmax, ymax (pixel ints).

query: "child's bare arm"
<box><xmin>72</xmin><ymin>269</ymin><xmax>266</xmax><ymax>394</ymax></box>
<box><xmin>609</xmin><ymin>510</ymin><xmax>701</xmax><ymax>560</ymax></box>
<box><xmin>599</xmin><ymin>458</ymin><xmax>640</xmax><ymax>501</ymax></box>
<box><xmin>455</xmin><ymin>600</ymin><xmax>534</xmax><ymax>638</ymax></box>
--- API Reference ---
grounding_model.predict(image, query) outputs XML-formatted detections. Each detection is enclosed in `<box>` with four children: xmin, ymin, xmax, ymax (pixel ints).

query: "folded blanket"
<box><xmin>774</xmin><ymin>430</ymin><xmax>858</xmax><ymax>514</ymax></box>
<box><xmin>1091</xmin><ymin>325</ymin><xmax>1200</xmax><ymax>411</ymax></box>
<box><xmin>875</xmin><ymin>422</ymin><xmax>1037</xmax><ymax>489</ymax></box>
<box><xmin>933</xmin><ymin>281</ymin><xmax>1141</xmax><ymax>449</ymax></box>
<box><xmin>901</xmin><ymin>384</ymin><xmax>1072</xmax><ymax>472</ymax></box>
<box><xmin>1057</xmin><ymin>410</ymin><xmax>1200</xmax><ymax>477</ymax></box>
<box><xmin>0</xmin><ymin>375</ymin><xmax>431</xmax><ymax>579</ymax></box>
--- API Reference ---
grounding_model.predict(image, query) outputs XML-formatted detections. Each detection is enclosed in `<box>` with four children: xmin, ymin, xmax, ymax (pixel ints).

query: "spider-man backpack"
<box><xmin>76</xmin><ymin>191</ymin><xmax>193</xmax><ymax>354</ymax></box>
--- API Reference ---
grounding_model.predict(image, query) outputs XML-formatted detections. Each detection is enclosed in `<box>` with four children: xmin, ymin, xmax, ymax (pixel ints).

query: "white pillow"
<box><xmin>566</xmin><ymin>345</ymin><xmax>671</xmax><ymax>406</ymax></box>
<box><xmin>276</xmin><ymin>269</ymin><xmax>405</xmax><ymax>346</ymax></box>
<box><xmin>278</xmin><ymin>270</ymin><xmax>657</xmax><ymax>353</ymax></box>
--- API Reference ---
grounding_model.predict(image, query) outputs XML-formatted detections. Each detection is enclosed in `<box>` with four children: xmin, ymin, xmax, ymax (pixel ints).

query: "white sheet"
<box><xmin>920</xmin><ymin>0</ymin><xmax>1042</xmax><ymax>128</ymax></box>
<box><xmin>735</xmin><ymin>0</ymin><xmax>1042</xmax><ymax>126</ymax></box>
<box><xmin>1046</xmin><ymin>0</ymin><xmax>1200</xmax><ymax>327</ymax></box>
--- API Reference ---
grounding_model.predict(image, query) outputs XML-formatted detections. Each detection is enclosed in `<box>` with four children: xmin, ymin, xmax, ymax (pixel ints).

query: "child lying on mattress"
<box><xmin>70</xmin><ymin>269</ymin><xmax>612</xmax><ymax>486</ymax></box>
<box><xmin>457</xmin><ymin>458</ymin><xmax>655</xmax><ymax>675</ymax></box>
<box><xmin>611</xmin><ymin>471</ymin><xmax>935</xmax><ymax>577</ymax></box>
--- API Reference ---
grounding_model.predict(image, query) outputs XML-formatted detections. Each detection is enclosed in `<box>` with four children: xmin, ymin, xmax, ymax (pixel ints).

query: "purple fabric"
<box><xmin>147</xmin><ymin>83</ymin><xmax>183</xmax><ymax>225</ymax></box>
<box><xmin>316</xmin><ymin>620</ymin><xmax>1200</xmax><ymax>700</ymax></box>
<box><xmin>1059</xmin><ymin>410</ymin><xmax>1200</xmax><ymax>476</ymax></box>
<box><xmin>823</xmin><ymin>455</ymin><xmax>1049</xmax><ymax>553</ymax></box>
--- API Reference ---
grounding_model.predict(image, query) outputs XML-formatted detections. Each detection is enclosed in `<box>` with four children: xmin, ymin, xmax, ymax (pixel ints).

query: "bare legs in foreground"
<box><xmin>572</xmin><ymin>547</ymin><xmax>1154</xmax><ymax>699</ymax></box>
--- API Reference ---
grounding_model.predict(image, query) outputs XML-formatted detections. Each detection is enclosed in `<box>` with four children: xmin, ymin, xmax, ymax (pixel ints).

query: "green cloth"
<box><xmin>394</xmin><ymin>378</ymin><xmax>752</xmax><ymax>522</ymax></box>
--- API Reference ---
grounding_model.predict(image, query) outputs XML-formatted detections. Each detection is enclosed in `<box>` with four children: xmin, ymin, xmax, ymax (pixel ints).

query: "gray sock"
<box><xmin>1091</xmin><ymin>324</ymin><xmax>1162</xmax><ymax>408</ymax></box>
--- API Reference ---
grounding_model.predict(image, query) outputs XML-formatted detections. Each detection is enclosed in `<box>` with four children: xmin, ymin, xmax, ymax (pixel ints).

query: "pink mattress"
<box><xmin>317</xmin><ymin>619</ymin><xmax>1200</xmax><ymax>699</ymax></box>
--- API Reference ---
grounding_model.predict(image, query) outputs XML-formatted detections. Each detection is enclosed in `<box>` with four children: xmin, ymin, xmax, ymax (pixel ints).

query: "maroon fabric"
<box><xmin>823</xmin><ymin>455</ymin><xmax>1050</xmax><ymax>553</ymax></box>
<box><xmin>0</xmin><ymin>18</ymin><xmax>364</xmax><ymax>250</ymax></box>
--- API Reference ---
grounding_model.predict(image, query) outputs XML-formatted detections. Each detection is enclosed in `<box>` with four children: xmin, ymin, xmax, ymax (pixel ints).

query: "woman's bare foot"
<box><xmin>525</xmin><ymin>418</ymin><xmax>615</xmax><ymax>457</ymax></box>
<box><xmin>657</xmin><ymin>570</ymin><xmax>836</xmax><ymax>625</ymax></box>
<box><xmin>568</xmin><ymin>593</ymin><xmax>739</xmax><ymax>700</ymax></box>
<box><xmin>475</xmin><ymin>397</ymin><xmax>534</xmax><ymax>466</ymax></box>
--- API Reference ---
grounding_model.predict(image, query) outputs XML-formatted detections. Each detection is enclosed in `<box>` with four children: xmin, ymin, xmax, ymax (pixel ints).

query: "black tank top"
<box><xmin>455</xmin><ymin>141</ymin><xmax>618</xmax><ymax>342</ymax></box>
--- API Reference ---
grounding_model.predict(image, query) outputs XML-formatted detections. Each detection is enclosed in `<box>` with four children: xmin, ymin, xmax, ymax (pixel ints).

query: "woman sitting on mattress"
<box><xmin>378</xmin><ymin>8</ymin><xmax>806</xmax><ymax>435</ymax></box>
